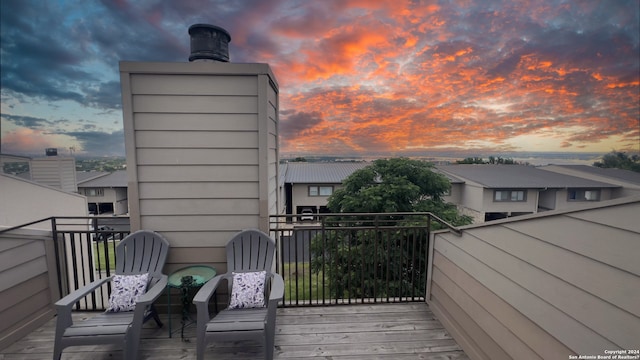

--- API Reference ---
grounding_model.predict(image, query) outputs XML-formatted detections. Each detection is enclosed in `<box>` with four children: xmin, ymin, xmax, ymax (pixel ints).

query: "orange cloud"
<box><xmin>1</xmin><ymin>128</ymin><xmax>71</xmax><ymax>154</ymax></box>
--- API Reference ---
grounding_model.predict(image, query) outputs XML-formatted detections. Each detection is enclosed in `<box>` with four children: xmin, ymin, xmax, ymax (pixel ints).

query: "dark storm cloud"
<box><xmin>0</xmin><ymin>0</ymin><xmax>189</xmax><ymax>111</ymax></box>
<box><xmin>1</xmin><ymin>0</ymin><xmax>638</xmax><ymax>156</ymax></box>
<box><xmin>57</xmin><ymin>129</ymin><xmax>125</xmax><ymax>157</ymax></box>
<box><xmin>280</xmin><ymin>110</ymin><xmax>324</xmax><ymax>138</ymax></box>
<box><xmin>1</xmin><ymin>114</ymin><xmax>52</xmax><ymax>128</ymax></box>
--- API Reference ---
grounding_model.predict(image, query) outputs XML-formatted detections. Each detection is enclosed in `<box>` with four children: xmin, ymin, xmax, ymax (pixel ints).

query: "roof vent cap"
<box><xmin>188</xmin><ymin>24</ymin><xmax>231</xmax><ymax>62</ymax></box>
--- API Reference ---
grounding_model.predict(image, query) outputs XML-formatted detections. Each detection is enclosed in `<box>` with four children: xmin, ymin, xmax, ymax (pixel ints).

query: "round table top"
<box><xmin>168</xmin><ymin>265</ymin><xmax>216</xmax><ymax>288</ymax></box>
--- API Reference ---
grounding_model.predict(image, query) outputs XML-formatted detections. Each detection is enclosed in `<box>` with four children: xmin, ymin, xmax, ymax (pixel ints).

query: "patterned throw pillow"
<box><xmin>228</xmin><ymin>271</ymin><xmax>267</xmax><ymax>309</ymax></box>
<box><xmin>106</xmin><ymin>273</ymin><xmax>150</xmax><ymax>312</ymax></box>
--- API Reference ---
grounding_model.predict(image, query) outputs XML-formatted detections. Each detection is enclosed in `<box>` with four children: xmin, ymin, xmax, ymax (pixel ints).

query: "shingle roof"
<box><xmin>284</xmin><ymin>162</ymin><xmax>370</xmax><ymax>183</ymax></box>
<box><xmin>437</xmin><ymin>164</ymin><xmax>620</xmax><ymax>189</ymax></box>
<box><xmin>550</xmin><ymin>165</ymin><xmax>640</xmax><ymax>184</ymax></box>
<box><xmin>76</xmin><ymin>171</ymin><xmax>109</xmax><ymax>183</ymax></box>
<box><xmin>77</xmin><ymin>170</ymin><xmax>127</xmax><ymax>187</ymax></box>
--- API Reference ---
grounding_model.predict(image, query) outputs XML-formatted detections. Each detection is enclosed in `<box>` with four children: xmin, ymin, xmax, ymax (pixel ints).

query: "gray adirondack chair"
<box><xmin>53</xmin><ymin>230</ymin><xmax>170</xmax><ymax>360</ymax></box>
<box><xmin>193</xmin><ymin>229</ymin><xmax>284</xmax><ymax>360</ymax></box>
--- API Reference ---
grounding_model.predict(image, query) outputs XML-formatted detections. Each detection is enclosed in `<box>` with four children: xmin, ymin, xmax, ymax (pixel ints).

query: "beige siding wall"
<box><xmin>0</xmin><ymin>174</ymin><xmax>87</xmax><ymax>230</ymax></box>
<box><xmin>30</xmin><ymin>157</ymin><xmax>77</xmax><ymax>193</ymax></box>
<box><xmin>443</xmin><ymin>183</ymin><xmax>463</xmax><ymax>204</ymax></box>
<box><xmin>537</xmin><ymin>189</ymin><xmax>557</xmax><ymax>210</ymax></box>
<box><xmin>428</xmin><ymin>198</ymin><xmax>640</xmax><ymax>359</ymax></box>
<box><xmin>114</xmin><ymin>187</ymin><xmax>128</xmax><ymax>214</ymax></box>
<box><xmin>458</xmin><ymin>183</ymin><xmax>485</xmax><ymax>212</ymax></box>
<box><xmin>267</xmin><ymin>85</ymin><xmax>279</xmax><ymax>218</ymax></box>
<box><xmin>120</xmin><ymin>61</ymin><xmax>278</xmax><ymax>276</ymax></box>
<box><xmin>0</xmin><ymin>228</ymin><xmax>58</xmax><ymax>350</ymax></box>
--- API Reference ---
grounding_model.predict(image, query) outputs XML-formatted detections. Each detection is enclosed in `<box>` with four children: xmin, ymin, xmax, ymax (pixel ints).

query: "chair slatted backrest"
<box><xmin>226</xmin><ymin>229</ymin><xmax>275</xmax><ymax>273</ymax></box>
<box><xmin>116</xmin><ymin>230</ymin><xmax>170</xmax><ymax>276</ymax></box>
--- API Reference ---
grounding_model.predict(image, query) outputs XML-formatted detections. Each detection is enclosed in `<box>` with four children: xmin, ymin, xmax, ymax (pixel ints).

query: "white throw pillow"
<box><xmin>228</xmin><ymin>271</ymin><xmax>267</xmax><ymax>309</ymax></box>
<box><xmin>106</xmin><ymin>273</ymin><xmax>149</xmax><ymax>312</ymax></box>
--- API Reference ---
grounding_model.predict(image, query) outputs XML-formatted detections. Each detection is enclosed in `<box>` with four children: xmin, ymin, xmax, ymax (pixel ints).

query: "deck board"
<box><xmin>0</xmin><ymin>303</ymin><xmax>468</xmax><ymax>359</ymax></box>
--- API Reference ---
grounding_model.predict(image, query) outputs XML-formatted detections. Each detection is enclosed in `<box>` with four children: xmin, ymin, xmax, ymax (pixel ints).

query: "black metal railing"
<box><xmin>2</xmin><ymin>213</ymin><xmax>459</xmax><ymax>310</ymax></box>
<box><xmin>0</xmin><ymin>216</ymin><xmax>130</xmax><ymax>311</ymax></box>
<box><xmin>270</xmin><ymin>212</ymin><xmax>460</xmax><ymax>307</ymax></box>
<box><xmin>53</xmin><ymin>216</ymin><xmax>130</xmax><ymax>310</ymax></box>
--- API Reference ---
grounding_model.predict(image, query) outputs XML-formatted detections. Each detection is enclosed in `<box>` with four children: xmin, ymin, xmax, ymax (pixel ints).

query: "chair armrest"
<box><xmin>54</xmin><ymin>277</ymin><xmax>112</xmax><ymax>331</ymax></box>
<box><xmin>55</xmin><ymin>276</ymin><xmax>112</xmax><ymax>309</ymax></box>
<box><xmin>268</xmin><ymin>273</ymin><xmax>284</xmax><ymax>305</ymax></box>
<box><xmin>132</xmin><ymin>275</ymin><xmax>168</xmax><ymax>327</ymax></box>
<box><xmin>193</xmin><ymin>274</ymin><xmax>228</xmax><ymax>321</ymax></box>
<box><xmin>137</xmin><ymin>274</ymin><xmax>168</xmax><ymax>306</ymax></box>
<box><xmin>193</xmin><ymin>274</ymin><xmax>229</xmax><ymax>305</ymax></box>
<box><xmin>266</xmin><ymin>273</ymin><xmax>284</xmax><ymax>332</ymax></box>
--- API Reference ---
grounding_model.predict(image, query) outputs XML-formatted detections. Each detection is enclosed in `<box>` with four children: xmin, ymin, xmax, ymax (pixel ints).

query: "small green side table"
<box><xmin>167</xmin><ymin>265</ymin><xmax>216</xmax><ymax>339</ymax></box>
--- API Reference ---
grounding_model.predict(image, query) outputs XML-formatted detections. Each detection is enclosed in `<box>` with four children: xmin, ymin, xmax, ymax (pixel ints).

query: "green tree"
<box><xmin>593</xmin><ymin>151</ymin><xmax>640</xmax><ymax>172</ymax></box>
<box><xmin>457</xmin><ymin>157</ymin><xmax>486</xmax><ymax>164</ymax></box>
<box><xmin>328</xmin><ymin>158</ymin><xmax>449</xmax><ymax>211</ymax></box>
<box><xmin>311</xmin><ymin>158</ymin><xmax>472</xmax><ymax>300</ymax></box>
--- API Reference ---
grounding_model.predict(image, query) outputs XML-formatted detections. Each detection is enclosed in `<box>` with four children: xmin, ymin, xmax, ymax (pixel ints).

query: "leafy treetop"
<box><xmin>327</xmin><ymin>158</ymin><xmax>471</xmax><ymax>226</ymax></box>
<box><xmin>593</xmin><ymin>151</ymin><xmax>640</xmax><ymax>172</ymax></box>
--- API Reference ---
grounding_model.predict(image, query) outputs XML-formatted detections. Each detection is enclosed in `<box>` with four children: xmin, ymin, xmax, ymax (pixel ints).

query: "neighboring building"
<box><xmin>540</xmin><ymin>164</ymin><xmax>640</xmax><ymax>197</ymax></box>
<box><xmin>280</xmin><ymin>162</ymin><xmax>638</xmax><ymax>223</ymax></box>
<box><xmin>282</xmin><ymin>162</ymin><xmax>369</xmax><ymax>219</ymax></box>
<box><xmin>77</xmin><ymin>170</ymin><xmax>129</xmax><ymax>215</ymax></box>
<box><xmin>0</xmin><ymin>154</ymin><xmax>32</xmax><ymax>180</ymax></box>
<box><xmin>1</xmin><ymin>152</ymin><xmax>78</xmax><ymax>193</ymax></box>
<box><xmin>437</xmin><ymin>164</ymin><xmax>621</xmax><ymax>222</ymax></box>
<box><xmin>0</xmin><ymin>173</ymin><xmax>87</xmax><ymax>230</ymax></box>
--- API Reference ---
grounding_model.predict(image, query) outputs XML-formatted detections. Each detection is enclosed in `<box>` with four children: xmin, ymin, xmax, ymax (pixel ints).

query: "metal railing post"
<box><xmin>51</xmin><ymin>217</ymin><xmax>67</xmax><ymax>300</ymax></box>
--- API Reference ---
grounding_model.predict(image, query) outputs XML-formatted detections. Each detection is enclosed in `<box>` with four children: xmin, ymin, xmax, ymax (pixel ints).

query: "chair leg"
<box><xmin>125</xmin><ymin>335</ymin><xmax>142</xmax><ymax>360</ymax></box>
<box><xmin>196</xmin><ymin>333</ymin><xmax>206</xmax><ymax>360</ymax></box>
<box><xmin>53</xmin><ymin>323</ymin><xmax>66</xmax><ymax>360</ymax></box>
<box><xmin>265</xmin><ymin>328</ymin><xmax>275</xmax><ymax>360</ymax></box>
<box><xmin>150</xmin><ymin>305</ymin><xmax>163</xmax><ymax>328</ymax></box>
<box><xmin>52</xmin><ymin>341</ymin><xmax>63</xmax><ymax>360</ymax></box>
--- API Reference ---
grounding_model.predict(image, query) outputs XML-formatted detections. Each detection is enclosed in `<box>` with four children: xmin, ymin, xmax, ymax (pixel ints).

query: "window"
<box><xmin>85</xmin><ymin>188</ymin><xmax>104</xmax><ymax>197</ymax></box>
<box><xmin>309</xmin><ymin>185</ymin><xmax>333</xmax><ymax>197</ymax></box>
<box><xmin>494</xmin><ymin>190</ymin><xmax>526</xmax><ymax>202</ymax></box>
<box><xmin>568</xmin><ymin>189</ymin><xmax>600</xmax><ymax>201</ymax></box>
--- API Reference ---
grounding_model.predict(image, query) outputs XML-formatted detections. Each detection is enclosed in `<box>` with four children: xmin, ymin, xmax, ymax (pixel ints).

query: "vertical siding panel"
<box><xmin>258</xmin><ymin>74</ymin><xmax>270</xmax><ymax>232</ymax></box>
<box><xmin>121</xmin><ymin>70</ymin><xmax>142</xmax><ymax>231</ymax></box>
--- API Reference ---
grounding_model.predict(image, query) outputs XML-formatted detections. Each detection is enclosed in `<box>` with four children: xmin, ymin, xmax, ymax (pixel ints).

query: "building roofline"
<box><xmin>1</xmin><ymin>173</ymin><xmax>86</xmax><ymax>199</ymax></box>
<box><xmin>438</xmin><ymin>195</ymin><xmax>640</xmax><ymax>233</ymax></box>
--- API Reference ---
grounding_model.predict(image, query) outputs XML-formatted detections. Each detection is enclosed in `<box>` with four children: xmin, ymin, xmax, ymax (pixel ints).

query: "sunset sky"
<box><xmin>1</xmin><ymin>0</ymin><xmax>638</xmax><ymax>158</ymax></box>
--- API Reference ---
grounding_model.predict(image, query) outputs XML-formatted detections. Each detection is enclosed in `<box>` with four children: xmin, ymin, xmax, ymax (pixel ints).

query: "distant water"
<box><xmin>510</xmin><ymin>156</ymin><xmax>598</xmax><ymax>166</ymax></box>
<box><xmin>286</xmin><ymin>152</ymin><xmax>605</xmax><ymax>167</ymax></box>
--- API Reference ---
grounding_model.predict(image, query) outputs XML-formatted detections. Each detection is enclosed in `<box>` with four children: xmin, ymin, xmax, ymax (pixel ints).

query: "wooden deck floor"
<box><xmin>1</xmin><ymin>303</ymin><xmax>468</xmax><ymax>359</ymax></box>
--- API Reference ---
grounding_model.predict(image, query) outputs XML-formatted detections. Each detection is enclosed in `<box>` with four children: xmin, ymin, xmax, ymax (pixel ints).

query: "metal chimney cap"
<box><xmin>188</xmin><ymin>24</ymin><xmax>231</xmax><ymax>40</ymax></box>
<box><xmin>188</xmin><ymin>24</ymin><xmax>231</xmax><ymax>62</ymax></box>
